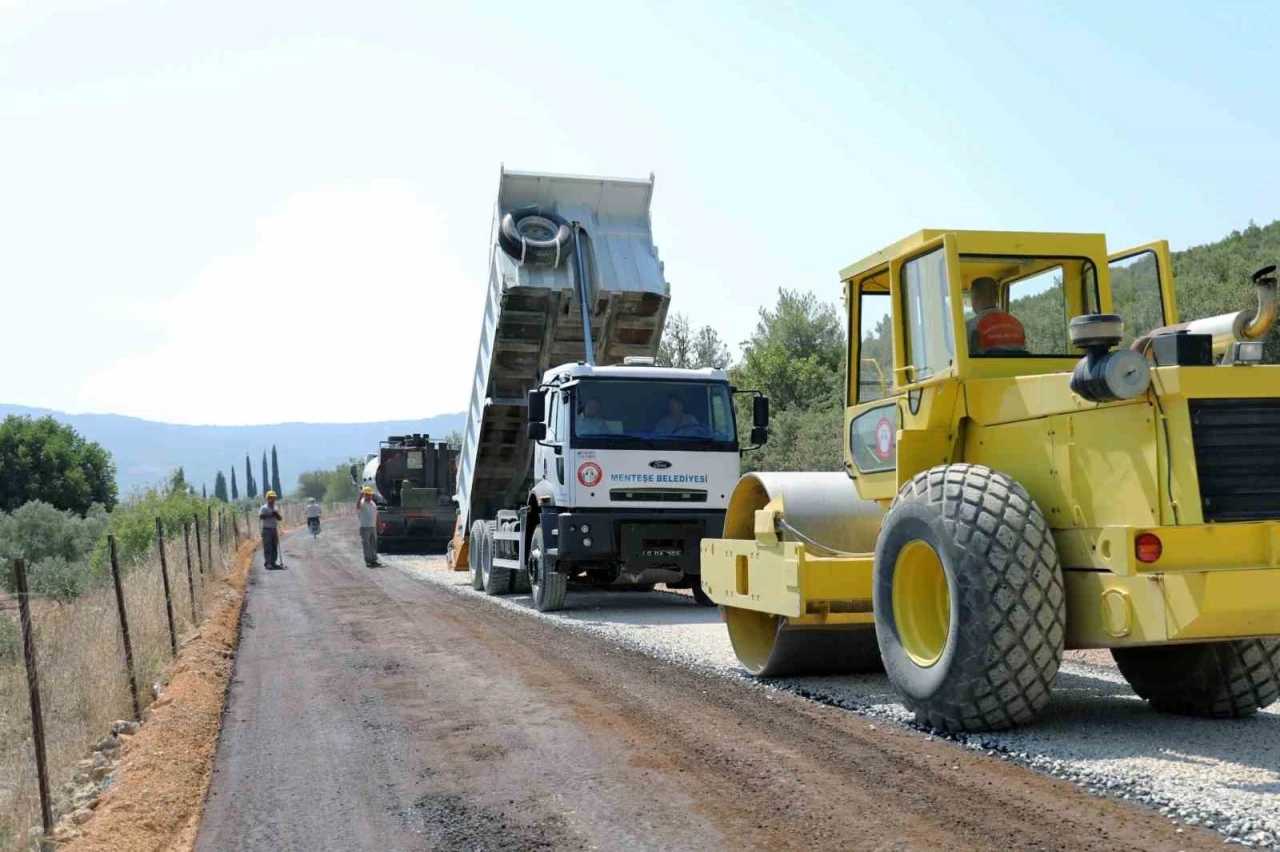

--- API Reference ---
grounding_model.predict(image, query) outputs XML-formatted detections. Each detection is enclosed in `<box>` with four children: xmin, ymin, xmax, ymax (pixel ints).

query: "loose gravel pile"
<box><xmin>389</xmin><ymin>556</ymin><xmax>1280</xmax><ymax>850</ymax></box>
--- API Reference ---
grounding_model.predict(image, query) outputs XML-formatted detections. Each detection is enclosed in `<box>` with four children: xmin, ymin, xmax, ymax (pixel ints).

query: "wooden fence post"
<box><xmin>107</xmin><ymin>535</ymin><xmax>141</xmax><ymax>720</ymax></box>
<box><xmin>155</xmin><ymin>518</ymin><xmax>178</xmax><ymax>655</ymax></box>
<box><xmin>183</xmin><ymin>522</ymin><xmax>199</xmax><ymax>623</ymax></box>
<box><xmin>194</xmin><ymin>516</ymin><xmax>205</xmax><ymax>577</ymax></box>
<box><xmin>12</xmin><ymin>558</ymin><xmax>54</xmax><ymax>838</ymax></box>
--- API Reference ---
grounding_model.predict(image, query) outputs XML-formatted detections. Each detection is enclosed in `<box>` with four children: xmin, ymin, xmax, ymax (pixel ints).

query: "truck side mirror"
<box><xmin>752</xmin><ymin>395</ymin><xmax>769</xmax><ymax>429</ymax></box>
<box><xmin>527</xmin><ymin>421</ymin><xmax>547</xmax><ymax>440</ymax></box>
<box><xmin>750</xmin><ymin>426</ymin><xmax>769</xmax><ymax>446</ymax></box>
<box><xmin>349</xmin><ymin>464</ymin><xmax>359</xmax><ymax>486</ymax></box>
<box><xmin>526</xmin><ymin>388</ymin><xmax>545</xmax><ymax>424</ymax></box>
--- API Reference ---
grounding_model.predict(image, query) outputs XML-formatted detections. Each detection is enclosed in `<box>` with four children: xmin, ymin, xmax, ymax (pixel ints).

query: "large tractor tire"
<box><xmin>529</xmin><ymin>526</ymin><xmax>567</xmax><ymax>612</ymax></box>
<box><xmin>1112</xmin><ymin>639</ymin><xmax>1280</xmax><ymax>718</ymax></box>
<box><xmin>468</xmin><ymin>521</ymin><xmax>485</xmax><ymax>590</ymax></box>
<box><xmin>481</xmin><ymin>522</ymin><xmax>513</xmax><ymax>596</ymax></box>
<box><xmin>873</xmin><ymin>464</ymin><xmax>1066</xmax><ymax>733</ymax></box>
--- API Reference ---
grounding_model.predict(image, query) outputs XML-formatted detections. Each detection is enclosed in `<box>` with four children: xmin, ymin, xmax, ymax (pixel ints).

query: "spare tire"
<box><xmin>498</xmin><ymin>206</ymin><xmax>572</xmax><ymax>267</ymax></box>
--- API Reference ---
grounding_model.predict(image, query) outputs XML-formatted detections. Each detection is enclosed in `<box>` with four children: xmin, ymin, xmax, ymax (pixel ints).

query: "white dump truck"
<box><xmin>449</xmin><ymin>168</ymin><xmax>769</xmax><ymax>611</ymax></box>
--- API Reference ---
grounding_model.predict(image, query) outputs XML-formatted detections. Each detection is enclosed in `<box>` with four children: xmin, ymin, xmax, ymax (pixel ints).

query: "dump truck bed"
<box><xmin>455</xmin><ymin>168</ymin><xmax>671</xmax><ymax>528</ymax></box>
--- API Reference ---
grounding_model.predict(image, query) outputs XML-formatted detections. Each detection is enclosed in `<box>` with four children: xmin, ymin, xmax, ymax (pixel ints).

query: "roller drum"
<box><xmin>721</xmin><ymin>472</ymin><xmax>885</xmax><ymax>677</ymax></box>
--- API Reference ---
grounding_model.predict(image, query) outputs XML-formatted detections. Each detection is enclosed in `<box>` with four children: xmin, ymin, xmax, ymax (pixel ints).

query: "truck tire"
<box><xmin>1112</xmin><ymin>639</ymin><xmax>1280</xmax><ymax>718</ymax></box>
<box><xmin>512</xmin><ymin>559</ymin><xmax>532</xmax><ymax>594</ymax></box>
<box><xmin>529</xmin><ymin>526</ymin><xmax>566</xmax><ymax>612</ymax></box>
<box><xmin>468</xmin><ymin>521</ymin><xmax>485</xmax><ymax>590</ymax></box>
<box><xmin>481</xmin><ymin>522</ymin><xmax>513</xmax><ymax>595</ymax></box>
<box><xmin>497</xmin><ymin>207</ymin><xmax>572</xmax><ymax>268</ymax></box>
<box><xmin>873</xmin><ymin>464</ymin><xmax>1065</xmax><ymax>733</ymax></box>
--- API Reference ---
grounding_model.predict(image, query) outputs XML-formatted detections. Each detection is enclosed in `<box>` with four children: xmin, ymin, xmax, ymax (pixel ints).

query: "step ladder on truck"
<box><xmin>447</xmin><ymin>168</ymin><xmax>770</xmax><ymax>611</ymax></box>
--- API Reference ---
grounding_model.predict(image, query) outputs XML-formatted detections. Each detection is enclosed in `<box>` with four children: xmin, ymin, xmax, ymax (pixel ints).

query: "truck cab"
<box><xmin>527</xmin><ymin>358</ymin><xmax>742</xmax><ymax>592</ymax></box>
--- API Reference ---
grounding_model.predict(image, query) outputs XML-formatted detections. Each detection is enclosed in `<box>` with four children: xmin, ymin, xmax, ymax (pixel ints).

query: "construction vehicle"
<box><xmin>702</xmin><ymin>229</ymin><xmax>1280</xmax><ymax>732</ymax></box>
<box><xmin>449</xmin><ymin>168</ymin><xmax>765</xmax><ymax>611</ymax></box>
<box><xmin>351</xmin><ymin>434</ymin><xmax>457</xmax><ymax>553</ymax></box>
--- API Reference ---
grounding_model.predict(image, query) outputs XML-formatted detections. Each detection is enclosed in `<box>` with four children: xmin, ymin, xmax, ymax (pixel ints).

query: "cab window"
<box><xmin>857</xmin><ymin>289</ymin><xmax>893</xmax><ymax>403</ymax></box>
<box><xmin>901</xmin><ymin>248</ymin><xmax>954</xmax><ymax>381</ymax></box>
<box><xmin>1109</xmin><ymin>250</ymin><xmax>1165</xmax><ymax>347</ymax></box>
<box><xmin>960</xmin><ymin>256</ymin><xmax>1097</xmax><ymax>357</ymax></box>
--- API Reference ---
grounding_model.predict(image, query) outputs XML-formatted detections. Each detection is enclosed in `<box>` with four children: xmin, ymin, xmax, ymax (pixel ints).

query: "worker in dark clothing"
<box><xmin>260</xmin><ymin>491</ymin><xmax>283</xmax><ymax>569</ymax></box>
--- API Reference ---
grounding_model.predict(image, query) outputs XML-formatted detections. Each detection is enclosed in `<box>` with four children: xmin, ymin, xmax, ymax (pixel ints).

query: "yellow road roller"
<box><xmin>701</xmin><ymin>229</ymin><xmax>1280</xmax><ymax>732</ymax></box>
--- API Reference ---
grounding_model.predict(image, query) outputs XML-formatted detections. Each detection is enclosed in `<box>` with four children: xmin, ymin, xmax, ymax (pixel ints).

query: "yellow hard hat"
<box><xmin>265</xmin><ymin>490</ymin><xmax>277</xmax><ymax>498</ymax></box>
<box><xmin>362</xmin><ymin>486</ymin><xmax>374</xmax><ymax>495</ymax></box>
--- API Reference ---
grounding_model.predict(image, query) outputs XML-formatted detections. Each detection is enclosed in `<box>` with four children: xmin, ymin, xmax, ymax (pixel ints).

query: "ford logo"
<box><xmin>649</xmin><ymin>460</ymin><xmax>672</xmax><ymax>469</ymax></box>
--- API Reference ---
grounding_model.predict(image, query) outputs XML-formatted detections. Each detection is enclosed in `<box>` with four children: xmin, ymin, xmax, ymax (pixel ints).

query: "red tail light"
<box><xmin>379</xmin><ymin>522</ymin><xmax>389</xmax><ymax>534</ymax></box>
<box><xmin>1135</xmin><ymin>533</ymin><xmax>1162</xmax><ymax>564</ymax></box>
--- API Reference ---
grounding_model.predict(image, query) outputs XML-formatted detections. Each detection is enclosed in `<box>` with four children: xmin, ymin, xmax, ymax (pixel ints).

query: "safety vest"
<box><xmin>970</xmin><ymin>309</ymin><xmax>1026</xmax><ymax>352</ymax></box>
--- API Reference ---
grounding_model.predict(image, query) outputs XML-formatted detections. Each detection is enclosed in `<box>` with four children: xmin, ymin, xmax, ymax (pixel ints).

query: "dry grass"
<box><xmin>0</xmin><ymin>502</ymin><xmax>349</xmax><ymax>849</ymax></box>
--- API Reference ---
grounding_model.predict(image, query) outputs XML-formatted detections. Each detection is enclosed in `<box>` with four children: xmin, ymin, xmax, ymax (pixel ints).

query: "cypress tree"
<box><xmin>215</xmin><ymin>471</ymin><xmax>229</xmax><ymax>502</ymax></box>
<box><xmin>230</xmin><ymin>467</ymin><xmax>239</xmax><ymax>500</ymax></box>
<box><xmin>202</xmin><ymin>484</ymin><xmax>207</xmax><ymax>499</ymax></box>
<box><xmin>271</xmin><ymin>445</ymin><xmax>282</xmax><ymax>497</ymax></box>
<box><xmin>245</xmin><ymin>455</ymin><xmax>256</xmax><ymax>499</ymax></box>
<box><xmin>262</xmin><ymin>452</ymin><xmax>270</xmax><ymax>497</ymax></box>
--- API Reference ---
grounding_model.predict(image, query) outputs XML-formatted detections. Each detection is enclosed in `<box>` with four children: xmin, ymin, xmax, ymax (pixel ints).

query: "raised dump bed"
<box><xmin>454</xmin><ymin>169</ymin><xmax>671</xmax><ymax>549</ymax></box>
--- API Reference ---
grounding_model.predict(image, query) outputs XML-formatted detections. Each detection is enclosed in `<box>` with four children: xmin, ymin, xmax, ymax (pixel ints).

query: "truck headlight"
<box><xmin>580</xmin><ymin>524</ymin><xmax>590</xmax><ymax>534</ymax></box>
<box><xmin>583</xmin><ymin>537</ymin><xmax>592</xmax><ymax>547</ymax></box>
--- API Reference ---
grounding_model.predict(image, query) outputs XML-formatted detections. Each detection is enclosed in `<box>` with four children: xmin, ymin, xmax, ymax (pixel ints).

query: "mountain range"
<box><xmin>0</xmin><ymin>404</ymin><xmax>466</xmax><ymax>497</ymax></box>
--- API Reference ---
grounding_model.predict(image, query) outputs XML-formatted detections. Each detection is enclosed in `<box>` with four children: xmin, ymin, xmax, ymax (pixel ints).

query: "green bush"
<box><xmin>25</xmin><ymin>555</ymin><xmax>91</xmax><ymax>602</ymax></box>
<box><xmin>0</xmin><ymin>501</ymin><xmax>109</xmax><ymax>596</ymax></box>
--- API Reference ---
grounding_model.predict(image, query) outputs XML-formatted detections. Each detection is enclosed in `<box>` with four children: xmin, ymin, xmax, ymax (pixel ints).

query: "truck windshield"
<box><xmin>571</xmin><ymin>380</ymin><xmax>737</xmax><ymax>449</ymax></box>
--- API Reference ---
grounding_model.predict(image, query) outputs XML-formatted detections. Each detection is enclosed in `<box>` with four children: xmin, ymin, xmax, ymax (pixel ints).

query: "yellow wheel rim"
<box><xmin>892</xmin><ymin>540</ymin><xmax>951</xmax><ymax>667</ymax></box>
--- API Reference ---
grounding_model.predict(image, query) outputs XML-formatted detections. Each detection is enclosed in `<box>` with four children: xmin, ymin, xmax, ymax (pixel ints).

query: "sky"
<box><xmin>2</xmin><ymin>0</ymin><xmax>1278</xmax><ymax>425</ymax></box>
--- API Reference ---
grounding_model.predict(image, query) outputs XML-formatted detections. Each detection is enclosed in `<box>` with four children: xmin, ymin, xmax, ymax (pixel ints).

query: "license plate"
<box><xmin>642</xmin><ymin>548</ymin><xmax>682</xmax><ymax>557</ymax></box>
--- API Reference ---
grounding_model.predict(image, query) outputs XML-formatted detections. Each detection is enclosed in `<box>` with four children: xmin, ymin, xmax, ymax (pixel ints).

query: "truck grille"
<box><xmin>1189</xmin><ymin>398</ymin><xmax>1280</xmax><ymax>522</ymax></box>
<box><xmin>609</xmin><ymin>488</ymin><xmax>707</xmax><ymax>504</ymax></box>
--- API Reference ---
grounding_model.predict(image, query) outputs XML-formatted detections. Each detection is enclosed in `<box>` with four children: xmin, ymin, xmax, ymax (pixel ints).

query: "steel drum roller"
<box><xmin>722</xmin><ymin>473</ymin><xmax>887</xmax><ymax>677</ymax></box>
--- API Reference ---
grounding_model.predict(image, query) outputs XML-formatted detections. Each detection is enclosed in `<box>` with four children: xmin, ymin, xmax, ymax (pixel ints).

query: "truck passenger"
<box><xmin>655</xmin><ymin>394</ymin><xmax>698</xmax><ymax>434</ymax></box>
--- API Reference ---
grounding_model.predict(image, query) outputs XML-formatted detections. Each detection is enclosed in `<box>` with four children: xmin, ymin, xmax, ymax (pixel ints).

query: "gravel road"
<box><xmin>193</xmin><ymin>518</ymin><xmax>1216</xmax><ymax>851</ymax></box>
<box><xmin>391</xmin><ymin>554</ymin><xmax>1280</xmax><ymax>850</ymax></box>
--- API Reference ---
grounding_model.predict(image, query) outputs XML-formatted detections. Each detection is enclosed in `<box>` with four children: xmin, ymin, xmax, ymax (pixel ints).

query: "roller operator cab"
<box><xmin>701</xmin><ymin>229</ymin><xmax>1280</xmax><ymax>733</ymax></box>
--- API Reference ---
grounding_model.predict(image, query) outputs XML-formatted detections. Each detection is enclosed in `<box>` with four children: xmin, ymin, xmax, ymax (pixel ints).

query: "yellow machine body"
<box><xmin>703</xmin><ymin>229</ymin><xmax>1280</xmax><ymax>664</ymax></box>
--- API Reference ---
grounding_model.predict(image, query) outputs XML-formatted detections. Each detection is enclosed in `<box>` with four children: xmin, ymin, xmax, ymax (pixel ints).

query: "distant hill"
<box><xmin>0</xmin><ymin>404</ymin><xmax>466</xmax><ymax>497</ymax></box>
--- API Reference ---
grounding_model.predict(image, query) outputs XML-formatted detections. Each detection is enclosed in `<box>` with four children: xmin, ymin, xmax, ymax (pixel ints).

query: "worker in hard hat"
<box><xmin>305</xmin><ymin>497</ymin><xmax>322</xmax><ymax>537</ymax></box>
<box><xmin>259</xmin><ymin>491</ymin><xmax>284</xmax><ymax>569</ymax></box>
<box><xmin>356</xmin><ymin>486</ymin><xmax>381</xmax><ymax>568</ymax></box>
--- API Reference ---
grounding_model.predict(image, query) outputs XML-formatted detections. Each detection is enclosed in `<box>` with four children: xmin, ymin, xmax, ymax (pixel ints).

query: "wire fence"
<box><xmin>0</xmin><ymin>501</ymin><xmax>346</xmax><ymax>849</ymax></box>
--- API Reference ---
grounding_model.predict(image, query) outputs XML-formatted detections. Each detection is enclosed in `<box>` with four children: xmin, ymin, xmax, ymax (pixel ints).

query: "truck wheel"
<box><xmin>529</xmin><ymin>526</ymin><xmax>566</xmax><ymax>612</ymax></box>
<box><xmin>481</xmin><ymin>522</ymin><xmax>512</xmax><ymax>595</ymax></box>
<box><xmin>873</xmin><ymin>464</ymin><xmax>1065</xmax><ymax>733</ymax></box>
<box><xmin>1112</xmin><ymin>639</ymin><xmax>1280</xmax><ymax>717</ymax></box>
<box><xmin>468</xmin><ymin>521</ymin><xmax>485</xmax><ymax>590</ymax></box>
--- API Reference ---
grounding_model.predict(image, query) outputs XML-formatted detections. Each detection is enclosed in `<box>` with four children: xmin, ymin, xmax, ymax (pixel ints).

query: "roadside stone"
<box><xmin>71</xmin><ymin>808</ymin><xmax>93</xmax><ymax>825</ymax></box>
<box><xmin>113</xmin><ymin>719</ymin><xmax>140</xmax><ymax>736</ymax></box>
<box><xmin>95</xmin><ymin>733</ymin><xmax>119</xmax><ymax>753</ymax></box>
<box><xmin>91</xmin><ymin>765</ymin><xmax>110</xmax><ymax>782</ymax></box>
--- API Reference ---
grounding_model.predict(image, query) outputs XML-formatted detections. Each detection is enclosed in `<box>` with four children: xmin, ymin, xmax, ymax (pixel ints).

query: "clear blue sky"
<box><xmin>3</xmin><ymin>0</ymin><xmax>1277</xmax><ymax>425</ymax></box>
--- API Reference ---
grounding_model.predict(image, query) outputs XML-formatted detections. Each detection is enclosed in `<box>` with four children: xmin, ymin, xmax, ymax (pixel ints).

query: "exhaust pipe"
<box><xmin>1134</xmin><ymin>264</ymin><xmax>1277</xmax><ymax>356</ymax></box>
<box><xmin>1185</xmin><ymin>264</ymin><xmax>1276</xmax><ymax>355</ymax></box>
